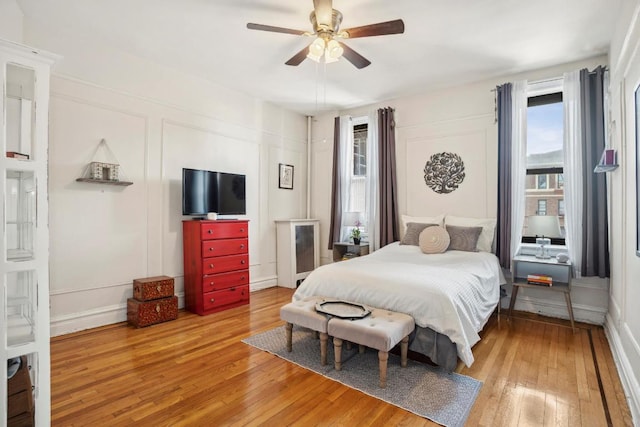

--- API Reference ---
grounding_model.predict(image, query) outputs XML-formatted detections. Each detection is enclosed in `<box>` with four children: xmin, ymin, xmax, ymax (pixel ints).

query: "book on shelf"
<box><xmin>6</xmin><ymin>151</ymin><xmax>29</xmax><ymax>160</ymax></box>
<box><xmin>527</xmin><ymin>274</ymin><xmax>553</xmax><ymax>286</ymax></box>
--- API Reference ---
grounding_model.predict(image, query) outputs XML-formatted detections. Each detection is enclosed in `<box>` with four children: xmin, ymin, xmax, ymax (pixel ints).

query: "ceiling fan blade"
<box><xmin>341</xmin><ymin>19</ymin><xmax>405</xmax><ymax>38</ymax></box>
<box><xmin>247</xmin><ymin>23</ymin><xmax>307</xmax><ymax>36</ymax></box>
<box><xmin>285</xmin><ymin>45</ymin><xmax>310</xmax><ymax>66</ymax></box>
<box><xmin>313</xmin><ymin>0</ymin><xmax>333</xmax><ymax>27</ymax></box>
<box><xmin>339</xmin><ymin>42</ymin><xmax>371</xmax><ymax>69</ymax></box>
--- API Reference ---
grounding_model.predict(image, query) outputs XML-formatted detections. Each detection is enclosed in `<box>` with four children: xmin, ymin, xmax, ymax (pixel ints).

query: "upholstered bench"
<box><xmin>280</xmin><ymin>296</ymin><xmax>330</xmax><ymax>365</ymax></box>
<box><xmin>328</xmin><ymin>308</ymin><xmax>415</xmax><ymax>388</ymax></box>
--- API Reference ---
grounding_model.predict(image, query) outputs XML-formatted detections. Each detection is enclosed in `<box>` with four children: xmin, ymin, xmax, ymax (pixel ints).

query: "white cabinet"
<box><xmin>275</xmin><ymin>219</ymin><xmax>320</xmax><ymax>288</ymax></box>
<box><xmin>0</xmin><ymin>39</ymin><xmax>59</xmax><ymax>427</ymax></box>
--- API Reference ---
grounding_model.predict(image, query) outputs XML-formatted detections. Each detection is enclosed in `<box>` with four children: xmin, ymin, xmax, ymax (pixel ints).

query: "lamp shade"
<box><xmin>307</xmin><ymin>37</ymin><xmax>325</xmax><ymax>62</ymax></box>
<box><xmin>527</xmin><ymin>215</ymin><xmax>562</xmax><ymax>238</ymax></box>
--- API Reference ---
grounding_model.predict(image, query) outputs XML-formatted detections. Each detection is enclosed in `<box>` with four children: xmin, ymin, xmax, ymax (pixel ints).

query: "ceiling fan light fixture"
<box><xmin>326</xmin><ymin>39</ymin><xmax>343</xmax><ymax>60</ymax></box>
<box><xmin>307</xmin><ymin>37</ymin><xmax>326</xmax><ymax>62</ymax></box>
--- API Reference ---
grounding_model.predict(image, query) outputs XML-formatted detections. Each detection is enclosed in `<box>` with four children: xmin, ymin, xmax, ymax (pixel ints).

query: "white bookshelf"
<box><xmin>0</xmin><ymin>39</ymin><xmax>59</xmax><ymax>427</ymax></box>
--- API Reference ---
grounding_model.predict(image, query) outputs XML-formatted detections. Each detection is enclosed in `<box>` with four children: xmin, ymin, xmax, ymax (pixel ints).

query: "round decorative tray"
<box><xmin>315</xmin><ymin>300</ymin><xmax>371</xmax><ymax>319</ymax></box>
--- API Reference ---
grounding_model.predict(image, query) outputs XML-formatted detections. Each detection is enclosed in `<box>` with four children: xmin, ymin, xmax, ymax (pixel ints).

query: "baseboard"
<box><xmin>503</xmin><ymin>293</ymin><xmax>607</xmax><ymax>325</ymax></box>
<box><xmin>604</xmin><ymin>314</ymin><xmax>640</xmax><ymax>425</ymax></box>
<box><xmin>251</xmin><ymin>276</ymin><xmax>277</xmax><ymax>291</ymax></box>
<box><xmin>51</xmin><ymin>277</ymin><xmax>277</xmax><ymax>337</ymax></box>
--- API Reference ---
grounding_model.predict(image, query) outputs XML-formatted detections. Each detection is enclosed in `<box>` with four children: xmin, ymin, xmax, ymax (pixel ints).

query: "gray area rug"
<box><xmin>242</xmin><ymin>325</ymin><xmax>481</xmax><ymax>427</ymax></box>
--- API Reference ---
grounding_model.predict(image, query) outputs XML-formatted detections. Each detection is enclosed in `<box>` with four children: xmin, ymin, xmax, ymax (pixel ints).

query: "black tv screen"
<box><xmin>182</xmin><ymin>168</ymin><xmax>246</xmax><ymax>216</ymax></box>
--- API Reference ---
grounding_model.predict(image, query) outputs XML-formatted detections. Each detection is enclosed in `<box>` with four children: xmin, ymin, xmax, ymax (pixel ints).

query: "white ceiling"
<box><xmin>17</xmin><ymin>0</ymin><xmax>621</xmax><ymax>115</ymax></box>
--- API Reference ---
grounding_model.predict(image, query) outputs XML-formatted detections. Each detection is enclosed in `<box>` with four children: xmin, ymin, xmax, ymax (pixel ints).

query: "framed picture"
<box><xmin>279</xmin><ymin>163</ymin><xmax>294</xmax><ymax>190</ymax></box>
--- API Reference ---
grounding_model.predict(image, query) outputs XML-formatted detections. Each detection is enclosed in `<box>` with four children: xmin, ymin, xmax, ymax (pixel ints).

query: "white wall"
<box><xmin>311</xmin><ymin>56</ymin><xmax>610</xmax><ymax>325</ymax></box>
<box><xmin>2</xmin><ymin>18</ymin><xmax>308</xmax><ymax>335</ymax></box>
<box><xmin>606</xmin><ymin>0</ymin><xmax>640</xmax><ymax>422</ymax></box>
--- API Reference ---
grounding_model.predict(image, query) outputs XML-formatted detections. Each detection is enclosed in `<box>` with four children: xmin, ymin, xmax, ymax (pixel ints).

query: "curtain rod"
<box><xmin>489</xmin><ymin>65</ymin><xmax>609</xmax><ymax>93</ymax></box>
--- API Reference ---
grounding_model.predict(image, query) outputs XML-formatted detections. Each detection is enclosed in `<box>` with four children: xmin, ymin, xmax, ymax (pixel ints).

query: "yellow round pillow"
<box><xmin>419</xmin><ymin>225</ymin><xmax>450</xmax><ymax>254</ymax></box>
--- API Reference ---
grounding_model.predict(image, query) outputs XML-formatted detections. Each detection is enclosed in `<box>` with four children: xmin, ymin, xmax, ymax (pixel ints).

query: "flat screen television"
<box><xmin>182</xmin><ymin>168</ymin><xmax>246</xmax><ymax>216</ymax></box>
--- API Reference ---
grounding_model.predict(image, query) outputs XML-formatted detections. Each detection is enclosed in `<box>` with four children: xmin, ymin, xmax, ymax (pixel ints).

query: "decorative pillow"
<box><xmin>444</xmin><ymin>215</ymin><xmax>496</xmax><ymax>252</ymax></box>
<box><xmin>446</xmin><ymin>225</ymin><xmax>482</xmax><ymax>252</ymax></box>
<box><xmin>400</xmin><ymin>222</ymin><xmax>436</xmax><ymax>246</ymax></box>
<box><xmin>401</xmin><ymin>214</ymin><xmax>444</xmax><ymax>239</ymax></box>
<box><xmin>419</xmin><ymin>226</ymin><xmax>450</xmax><ymax>254</ymax></box>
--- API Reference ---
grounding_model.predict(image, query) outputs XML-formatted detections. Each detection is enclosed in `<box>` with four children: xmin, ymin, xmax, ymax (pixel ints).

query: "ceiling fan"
<box><xmin>246</xmin><ymin>0</ymin><xmax>404</xmax><ymax>69</ymax></box>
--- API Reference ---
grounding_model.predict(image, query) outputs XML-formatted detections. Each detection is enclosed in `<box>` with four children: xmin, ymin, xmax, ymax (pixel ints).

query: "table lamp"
<box><xmin>527</xmin><ymin>215</ymin><xmax>562</xmax><ymax>259</ymax></box>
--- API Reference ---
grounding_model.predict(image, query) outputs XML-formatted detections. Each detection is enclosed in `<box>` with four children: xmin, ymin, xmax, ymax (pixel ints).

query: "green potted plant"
<box><xmin>351</xmin><ymin>221</ymin><xmax>361</xmax><ymax>245</ymax></box>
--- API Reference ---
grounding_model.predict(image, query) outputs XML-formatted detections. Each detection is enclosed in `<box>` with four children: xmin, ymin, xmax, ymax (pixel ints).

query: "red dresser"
<box><xmin>182</xmin><ymin>220</ymin><xmax>250</xmax><ymax>315</ymax></box>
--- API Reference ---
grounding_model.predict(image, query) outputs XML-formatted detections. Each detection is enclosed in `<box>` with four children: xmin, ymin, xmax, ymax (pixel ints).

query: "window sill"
<box><xmin>518</xmin><ymin>243</ymin><xmax>567</xmax><ymax>258</ymax></box>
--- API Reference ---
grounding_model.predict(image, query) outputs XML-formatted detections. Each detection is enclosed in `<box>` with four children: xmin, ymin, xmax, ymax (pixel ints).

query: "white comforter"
<box><xmin>293</xmin><ymin>242</ymin><xmax>502</xmax><ymax>367</ymax></box>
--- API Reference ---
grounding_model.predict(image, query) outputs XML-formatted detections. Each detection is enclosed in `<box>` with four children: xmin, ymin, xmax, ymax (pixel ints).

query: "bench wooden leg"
<box><xmin>378</xmin><ymin>350</ymin><xmax>388</xmax><ymax>388</ymax></box>
<box><xmin>334</xmin><ymin>338</ymin><xmax>343</xmax><ymax>370</ymax></box>
<box><xmin>400</xmin><ymin>335</ymin><xmax>409</xmax><ymax>367</ymax></box>
<box><xmin>320</xmin><ymin>332</ymin><xmax>328</xmax><ymax>366</ymax></box>
<box><xmin>285</xmin><ymin>322</ymin><xmax>293</xmax><ymax>352</ymax></box>
<box><xmin>358</xmin><ymin>344</ymin><xmax>365</xmax><ymax>354</ymax></box>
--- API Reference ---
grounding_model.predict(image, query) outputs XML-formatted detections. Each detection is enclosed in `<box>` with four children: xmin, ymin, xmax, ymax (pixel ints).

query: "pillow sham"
<box><xmin>444</xmin><ymin>215</ymin><xmax>496</xmax><ymax>252</ymax></box>
<box><xmin>419</xmin><ymin>226</ymin><xmax>450</xmax><ymax>254</ymax></box>
<box><xmin>400</xmin><ymin>222</ymin><xmax>436</xmax><ymax>246</ymax></box>
<box><xmin>401</xmin><ymin>214</ymin><xmax>444</xmax><ymax>238</ymax></box>
<box><xmin>446</xmin><ymin>225</ymin><xmax>482</xmax><ymax>252</ymax></box>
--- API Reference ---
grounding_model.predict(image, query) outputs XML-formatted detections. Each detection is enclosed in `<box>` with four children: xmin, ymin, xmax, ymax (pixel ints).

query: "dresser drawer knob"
<box><xmin>209</xmin><ymin>247</ymin><xmax>214</xmax><ymax>251</ymax></box>
<box><xmin>155</xmin><ymin>304</ymin><xmax>160</xmax><ymax>313</ymax></box>
<box><xmin>210</xmin><ymin>281</ymin><xmax>215</xmax><ymax>286</ymax></box>
<box><xmin>208</xmin><ymin>230</ymin><xmax>213</xmax><ymax>234</ymax></box>
<box><xmin>241</xmin><ymin>276</ymin><xmax>246</xmax><ymax>280</ymax></box>
<box><xmin>209</xmin><ymin>264</ymin><xmax>214</xmax><ymax>268</ymax></box>
<box><xmin>210</xmin><ymin>298</ymin><xmax>215</xmax><ymax>303</ymax></box>
<box><xmin>241</xmin><ymin>260</ymin><xmax>246</xmax><ymax>265</ymax></box>
<box><xmin>240</xmin><ymin>244</ymin><xmax>245</xmax><ymax>249</ymax></box>
<box><xmin>240</xmin><ymin>228</ymin><xmax>245</xmax><ymax>233</ymax></box>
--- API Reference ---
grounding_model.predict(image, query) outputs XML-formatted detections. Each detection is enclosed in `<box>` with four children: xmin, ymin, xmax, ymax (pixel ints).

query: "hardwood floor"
<box><xmin>50</xmin><ymin>287</ymin><xmax>633</xmax><ymax>426</ymax></box>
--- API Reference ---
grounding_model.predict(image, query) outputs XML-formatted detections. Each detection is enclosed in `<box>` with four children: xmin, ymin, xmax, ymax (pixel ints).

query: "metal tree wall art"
<box><xmin>423</xmin><ymin>152</ymin><xmax>466</xmax><ymax>194</ymax></box>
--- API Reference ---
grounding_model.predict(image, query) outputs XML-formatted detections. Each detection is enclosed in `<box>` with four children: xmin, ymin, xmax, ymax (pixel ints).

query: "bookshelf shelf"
<box><xmin>594</xmin><ymin>164</ymin><xmax>619</xmax><ymax>173</ymax></box>
<box><xmin>76</xmin><ymin>178</ymin><xmax>133</xmax><ymax>186</ymax></box>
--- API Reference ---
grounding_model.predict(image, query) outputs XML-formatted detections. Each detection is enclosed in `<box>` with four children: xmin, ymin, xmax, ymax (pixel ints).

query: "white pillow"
<box><xmin>444</xmin><ymin>215</ymin><xmax>496</xmax><ymax>253</ymax></box>
<box><xmin>401</xmin><ymin>214</ymin><xmax>444</xmax><ymax>238</ymax></box>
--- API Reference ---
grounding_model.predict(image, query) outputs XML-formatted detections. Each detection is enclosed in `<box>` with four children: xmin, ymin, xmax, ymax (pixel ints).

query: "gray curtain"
<box><xmin>378</xmin><ymin>107</ymin><xmax>400</xmax><ymax>246</ymax></box>
<box><xmin>496</xmin><ymin>84</ymin><xmax>513</xmax><ymax>269</ymax></box>
<box><xmin>328</xmin><ymin>117</ymin><xmax>342</xmax><ymax>250</ymax></box>
<box><xmin>579</xmin><ymin>67</ymin><xmax>610</xmax><ymax>278</ymax></box>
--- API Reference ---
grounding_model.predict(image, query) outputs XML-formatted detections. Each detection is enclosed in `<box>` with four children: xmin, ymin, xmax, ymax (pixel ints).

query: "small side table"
<box><xmin>332</xmin><ymin>242</ymin><xmax>370</xmax><ymax>262</ymax></box>
<box><xmin>509</xmin><ymin>255</ymin><xmax>575</xmax><ymax>330</ymax></box>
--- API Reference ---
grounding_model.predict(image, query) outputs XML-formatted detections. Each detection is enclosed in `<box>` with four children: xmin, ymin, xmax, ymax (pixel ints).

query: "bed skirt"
<box><xmin>409</xmin><ymin>326</ymin><xmax>458</xmax><ymax>372</ymax></box>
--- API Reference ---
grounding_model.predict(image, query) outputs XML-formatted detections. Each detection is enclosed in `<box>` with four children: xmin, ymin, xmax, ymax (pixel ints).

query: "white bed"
<box><xmin>293</xmin><ymin>242</ymin><xmax>504</xmax><ymax>369</ymax></box>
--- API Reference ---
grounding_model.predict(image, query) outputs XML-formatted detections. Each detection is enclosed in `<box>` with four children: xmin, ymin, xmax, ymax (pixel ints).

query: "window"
<box><xmin>536</xmin><ymin>174</ymin><xmax>548</xmax><ymax>189</ymax></box>
<box><xmin>343</xmin><ymin>118</ymin><xmax>369</xmax><ymax>240</ymax></box>
<box><xmin>523</xmin><ymin>90</ymin><xmax>565</xmax><ymax>244</ymax></box>
<box><xmin>537</xmin><ymin>200</ymin><xmax>547</xmax><ymax>215</ymax></box>
<box><xmin>353</xmin><ymin>124</ymin><xmax>367</xmax><ymax>176</ymax></box>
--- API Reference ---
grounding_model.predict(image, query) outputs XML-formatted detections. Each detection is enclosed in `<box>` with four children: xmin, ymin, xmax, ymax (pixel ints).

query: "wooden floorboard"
<box><xmin>49</xmin><ymin>287</ymin><xmax>633</xmax><ymax>426</ymax></box>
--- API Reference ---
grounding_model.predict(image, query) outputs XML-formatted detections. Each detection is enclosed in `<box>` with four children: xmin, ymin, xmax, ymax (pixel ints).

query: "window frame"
<box><xmin>522</xmin><ymin>89</ymin><xmax>566</xmax><ymax>246</ymax></box>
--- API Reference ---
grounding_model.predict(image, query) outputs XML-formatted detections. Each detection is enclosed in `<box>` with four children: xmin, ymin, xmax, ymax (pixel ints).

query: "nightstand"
<box><xmin>332</xmin><ymin>242</ymin><xmax>370</xmax><ymax>262</ymax></box>
<box><xmin>509</xmin><ymin>255</ymin><xmax>575</xmax><ymax>330</ymax></box>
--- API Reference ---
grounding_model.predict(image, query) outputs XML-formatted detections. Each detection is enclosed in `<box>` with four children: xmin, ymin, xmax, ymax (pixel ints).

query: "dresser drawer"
<box><xmin>201</xmin><ymin>222</ymin><xmax>248</xmax><ymax>240</ymax></box>
<box><xmin>202</xmin><ymin>238</ymin><xmax>248</xmax><ymax>257</ymax></box>
<box><xmin>202</xmin><ymin>270</ymin><xmax>249</xmax><ymax>293</ymax></box>
<box><xmin>202</xmin><ymin>285</ymin><xmax>249</xmax><ymax>312</ymax></box>
<box><xmin>202</xmin><ymin>254</ymin><xmax>248</xmax><ymax>275</ymax></box>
